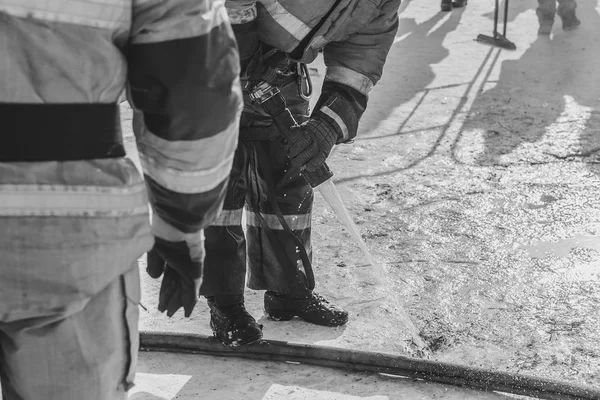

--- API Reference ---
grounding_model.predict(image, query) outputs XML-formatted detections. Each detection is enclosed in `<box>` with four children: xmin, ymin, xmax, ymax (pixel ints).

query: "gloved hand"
<box><xmin>284</xmin><ymin>118</ymin><xmax>340</xmax><ymax>172</ymax></box>
<box><xmin>146</xmin><ymin>238</ymin><xmax>203</xmax><ymax>317</ymax></box>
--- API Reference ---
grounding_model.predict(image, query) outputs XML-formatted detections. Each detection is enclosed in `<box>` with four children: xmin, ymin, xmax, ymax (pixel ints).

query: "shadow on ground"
<box><xmin>462</xmin><ymin>0</ymin><xmax>600</xmax><ymax>167</ymax></box>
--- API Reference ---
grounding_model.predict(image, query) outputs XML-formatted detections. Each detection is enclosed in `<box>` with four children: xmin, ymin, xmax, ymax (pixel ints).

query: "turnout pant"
<box><xmin>201</xmin><ymin>79</ymin><xmax>315</xmax><ymax>298</ymax></box>
<box><xmin>0</xmin><ymin>267</ymin><xmax>140</xmax><ymax>400</ymax></box>
<box><xmin>537</xmin><ymin>0</ymin><xmax>577</xmax><ymax>21</ymax></box>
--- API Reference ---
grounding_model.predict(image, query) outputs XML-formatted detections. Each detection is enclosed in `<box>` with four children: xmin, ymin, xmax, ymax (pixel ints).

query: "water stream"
<box><xmin>317</xmin><ymin>180</ymin><xmax>427</xmax><ymax>351</ymax></box>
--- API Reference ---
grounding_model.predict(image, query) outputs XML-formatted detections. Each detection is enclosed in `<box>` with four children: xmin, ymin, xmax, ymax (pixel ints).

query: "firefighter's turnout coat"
<box><xmin>0</xmin><ymin>0</ymin><xmax>242</xmax><ymax>321</ymax></box>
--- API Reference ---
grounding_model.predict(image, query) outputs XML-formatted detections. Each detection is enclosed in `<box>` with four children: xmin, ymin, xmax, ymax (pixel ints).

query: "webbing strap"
<box><xmin>253</xmin><ymin>143</ymin><xmax>315</xmax><ymax>291</ymax></box>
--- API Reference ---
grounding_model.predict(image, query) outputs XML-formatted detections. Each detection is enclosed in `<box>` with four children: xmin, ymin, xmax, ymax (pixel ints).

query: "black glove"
<box><xmin>284</xmin><ymin>118</ymin><xmax>339</xmax><ymax>172</ymax></box>
<box><xmin>284</xmin><ymin>81</ymin><xmax>368</xmax><ymax>172</ymax></box>
<box><xmin>146</xmin><ymin>238</ymin><xmax>203</xmax><ymax>317</ymax></box>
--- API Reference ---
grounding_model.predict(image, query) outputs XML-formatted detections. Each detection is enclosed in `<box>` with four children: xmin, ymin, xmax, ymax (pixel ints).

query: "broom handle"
<box><xmin>503</xmin><ymin>0</ymin><xmax>509</xmax><ymax>37</ymax></box>
<box><xmin>493</xmin><ymin>0</ymin><xmax>499</xmax><ymax>34</ymax></box>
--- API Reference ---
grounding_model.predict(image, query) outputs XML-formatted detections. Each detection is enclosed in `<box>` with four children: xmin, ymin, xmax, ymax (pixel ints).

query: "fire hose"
<box><xmin>139</xmin><ymin>331</ymin><xmax>600</xmax><ymax>400</ymax></box>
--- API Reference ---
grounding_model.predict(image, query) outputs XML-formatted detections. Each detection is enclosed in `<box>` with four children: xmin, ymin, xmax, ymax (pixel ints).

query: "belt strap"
<box><xmin>0</xmin><ymin>103</ymin><xmax>125</xmax><ymax>162</ymax></box>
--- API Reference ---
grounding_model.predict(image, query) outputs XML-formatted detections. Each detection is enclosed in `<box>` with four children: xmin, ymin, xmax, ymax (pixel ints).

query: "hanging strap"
<box><xmin>252</xmin><ymin>143</ymin><xmax>315</xmax><ymax>291</ymax></box>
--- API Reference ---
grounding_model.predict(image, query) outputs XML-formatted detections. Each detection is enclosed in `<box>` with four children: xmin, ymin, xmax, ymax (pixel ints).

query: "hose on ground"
<box><xmin>139</xmin><ymin>331</ymin><xmax>599</xmax><ymax>400</ymax></box>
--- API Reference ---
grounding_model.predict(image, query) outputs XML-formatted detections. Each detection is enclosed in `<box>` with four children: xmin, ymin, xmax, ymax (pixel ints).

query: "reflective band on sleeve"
<box><xmin>310</xmin><ymin>35</ymin><xmax>327</xmax><ymax>50</ymax></box>
<box><xmin>260</xmin><ymin>0</ymin><xmax>312</xmax><ymax>41</ymax></box>
<box><xmin>139</xmin><ymin>112</ymin><xmax>238</xmax><ymax>195</ymax></box>
<box><xmin>246</xmin><ymin>211</ymin><xmax>311</xmax><ymax>231</ymax></box>
<box><xmin>140</xmin><ymin>152</ymin><xmax>234</xmax><ymax>195</ymax></box>
<box><xmin>0</xmin><ymin>183</ymin><xmax>148</xmax><ymax>217</ymax></box>
<box><xmin>325</xmin><ymin>66</ymin><xmax>374</xmax><ymax>96</ymax></box>
<box><xmin>137</xmin><ymin>116</ymin><xmax>239</xmax><ymax>180</ymax></box>
<box><xmin>211</xmin><ymin>208</ymin><xmax>244</xmax><ymax>226</ymax></box>
<box><xmin>152</xmin><ymin>214</ymin><xmax>205</xmax><ymax>262</ymax></box>
<box><xmin>321</xmin><ymin>105</ymin><xmax>349</xmax><ymax>142</ymax></box>
<box><xmin>131</xmin><ymin>0</ymin><xmax>228</xmax><ymax>44</ymax></box>
<box><xmin>0</xmin><ymin>0</ymin><xmax>128</xmax><ymax>29</ymax></box>
<box><xmin>227</xmin><ymin>2</ymin><xmax>257</xmax><ymax>24</ymax></box>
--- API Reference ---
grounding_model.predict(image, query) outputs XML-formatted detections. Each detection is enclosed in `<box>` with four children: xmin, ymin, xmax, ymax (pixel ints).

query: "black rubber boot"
<box><xmin>441</xmin><ymin>0</ymin><xmax>452</xmax><ymax>11</ymax></box>
<box><xmin>206</xmin><ymin>295</ymin><xmax>263</xmax><ymax>346</ymax></box>
<box><xmin>264</xmin><ymin>291</ymin><xmax>349</xmax><ymax>327</ymax></box>
<box><xmin>561</xmin><ymin>13</ymin><xmax>581</xmax><ymax>31</ymax></box>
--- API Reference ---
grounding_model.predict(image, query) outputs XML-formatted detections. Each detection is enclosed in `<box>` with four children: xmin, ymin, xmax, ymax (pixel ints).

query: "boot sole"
<box><xmin>266</xmin><ymin>310</ymin><xmax>296</xmax><ymax>321</ymax></box>
<box><xmin>267</xmin><ymin>309</ymin><xmax>349</xmax><ymax>327</ymax></box>
<box><xmin>563</xmin><ymin>23</ymin><xmax>581</xmax><ymax>31</ymax></box>
<box><xmin>210</xmin><ymin>321</ymin><xmax>263</xmax><ymax>347</ymax></box>
<box><xmin>212</xmin><ymin>329</ymin><xmax>263</xmax><ymax>347</ymax></box>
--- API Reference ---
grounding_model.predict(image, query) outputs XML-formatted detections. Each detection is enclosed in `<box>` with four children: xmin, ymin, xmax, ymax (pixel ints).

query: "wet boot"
<box><xmin>561</xmin><ymin>12</ymin><xmax>581</xmax><ymax>31</ymax></box>
<box><xmin>264</xmin><ymin>291</ymin><xmax>349</xmax><ymax>327</ymax></box>
<box><xmin>206</xmin><ymin>295</ymin><xmax>263</xmax><ymax>346</ymax></box>
<box><xmin>441</xmin><ymin>0</ymin><xmax>452</xmax><ymax>11</ymax></box>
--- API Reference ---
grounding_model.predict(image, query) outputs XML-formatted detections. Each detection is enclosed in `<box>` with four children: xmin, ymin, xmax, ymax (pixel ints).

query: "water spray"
<box><xmin>249</xmin><ymin>67</ymin><xmax>427</xmax><ymax>351</ymax></box>
<box><xmin>316</xmin><ymin>178</ymin><xmax>427</xmax><ymax>352</ymax></box>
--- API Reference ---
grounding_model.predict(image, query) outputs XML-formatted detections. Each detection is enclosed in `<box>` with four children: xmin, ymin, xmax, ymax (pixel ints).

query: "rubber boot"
<box><xmin>561</xmin><ymin>12</ymin><xmax>581</xmax><ymax>31</ymax></box>
<box><xmin>264</xmin><ymin>291</ymin><xmax>349</xmax><ymax>327</ymax></box>
<box><xmin>441</xmin><ymin>0</ymin><xmax>452</xmax><ymax>12</ymax></box>
<box><xmin>453</xmin><ymin>0</ymin><xmax>467</xmax><ymax>8</ymax></box>
<box><xmin>206</xmin><ymin>295</ymin><xmax>263</xmax><ymax>346</ymax></box>
<box><xmin>557</xmin><ymin>0</ymin><xmax>579</xmax><ymax>30</ymax></box>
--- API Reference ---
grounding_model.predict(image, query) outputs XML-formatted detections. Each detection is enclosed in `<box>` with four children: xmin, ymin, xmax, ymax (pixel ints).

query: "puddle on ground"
<box><xmin>522</xmin><ymin>234</ymin><xmax>600</xmax><ymax>258</ymax></box>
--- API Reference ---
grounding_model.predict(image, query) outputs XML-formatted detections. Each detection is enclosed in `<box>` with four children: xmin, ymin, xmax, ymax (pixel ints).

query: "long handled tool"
<box><xmin>476</xmin><ymin>0</ymin><xmax>517</xmax><ymax>50</ymax></box>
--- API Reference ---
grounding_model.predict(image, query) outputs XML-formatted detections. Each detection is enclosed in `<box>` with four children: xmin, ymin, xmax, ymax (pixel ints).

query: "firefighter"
<box><xmin>201</xmin><ymin>0</ymin><xmax>402</xmax><ymax>346</ymax></box>
<box><xmin>441</xmin><ymin>0</ymin><xmax>467</xmax><ymax>12</ymax></box>
<box><xmin>0</xmin><ymin>0</ymin><xmax>242</xmax><ymax>398</ymax></box>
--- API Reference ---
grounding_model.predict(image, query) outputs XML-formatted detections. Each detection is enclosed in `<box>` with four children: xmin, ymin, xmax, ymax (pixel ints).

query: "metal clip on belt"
<box><xmin>297</xmin><ymin>63</ymin><xmax>313</xmax><ymax>101</ymax></box>
<box><xmin>249</xmin><ymin>81</ymin><xmax>332</xmax><ymax>188</ymax></box>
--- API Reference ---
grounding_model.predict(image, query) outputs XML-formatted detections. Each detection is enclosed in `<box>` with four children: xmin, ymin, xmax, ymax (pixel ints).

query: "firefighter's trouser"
<box><xmin>201</xmin><ymin>78</ymin><xmax>315</xmax><ymax>297</ymax></box>
<box><xmin>0</xmin><ymin>266</ymin><xmax>140</xmax><ymax>400</ymax></box>
<box><xmin>537</xmin><ymin>0</ymin><xmax>577</xmax><ymax>20</ymax></box>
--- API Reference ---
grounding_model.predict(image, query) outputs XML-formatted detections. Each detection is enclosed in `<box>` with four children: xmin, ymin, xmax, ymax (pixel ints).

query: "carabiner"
<box><xmin>297</xmin><ymin>63</ymin><xmax>313</xmax><ymax>101</ymax></box>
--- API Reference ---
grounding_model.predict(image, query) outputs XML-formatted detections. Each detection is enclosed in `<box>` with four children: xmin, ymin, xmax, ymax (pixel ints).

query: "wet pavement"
<box><xmin>127</xmin><ymin>0</ymin><xmax>600</xmax><ymax>397</ymax></box>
